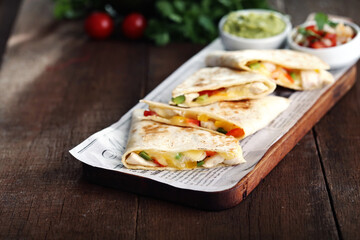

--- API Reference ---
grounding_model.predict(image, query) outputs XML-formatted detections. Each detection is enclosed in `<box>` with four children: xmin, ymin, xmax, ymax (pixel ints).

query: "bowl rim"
<box><xmin>287</xmin><ymin>20</ymin><xmax>360</xmax><ymax>52</ymax></box>
<box><xmin>219</xmin><ymin>9</ymin><xmax>292</xmax><ymax>42</ymax></box>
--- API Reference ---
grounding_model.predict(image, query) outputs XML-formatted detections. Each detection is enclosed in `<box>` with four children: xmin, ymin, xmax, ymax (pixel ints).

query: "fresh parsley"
<box><xmin>53</xmin><ymin>0</ymin><xmax>104</xmax><ymax>19</ymax></box>
<box><xmin>145</xmin><ymin>0</ymin><xmax>269</xmax><ymax>45</ymax></box>
<box><xmin>314</xmin><ymin>12</ymin><xmax>328</xmax><ymax>30</ymax></box>
<box><xmin>314</xmin><ymin>12</ymin><xmax>338</xmax><ymax>30</ymax></box>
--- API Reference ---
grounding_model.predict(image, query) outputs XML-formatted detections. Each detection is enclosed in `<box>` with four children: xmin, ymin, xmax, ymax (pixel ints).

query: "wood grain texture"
<box><xmin>0</xmin><ymin>0</ymin><xmax>141</xmax><ymax>239</ymax></box>
<box><xmin>134</xmin><ymin>133</ymin><xmax>338</xmax><ymax>240</ymax></box>
<box><xmin>313</xmin><ymin>61</ymin><xmax>360</xmax><ymax>239</ymax></box>
<box><xmin>0</xmin><ymin>0</ymin><xmax>359</xmax><ymax>239</ymax></box>
<box><xmin>146</xmin><ymin>43</ymin><xmax>204</xmax><ymax>92</ymax></box>
<box><xmin>284</xmin><ymin>0</ymin><xmax>360</xmax><ymax>239</ymax></box>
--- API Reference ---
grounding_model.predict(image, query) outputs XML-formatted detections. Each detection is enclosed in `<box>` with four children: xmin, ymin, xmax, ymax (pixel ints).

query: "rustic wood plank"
<box><xmin>0</xmin><ymin>0</ymin><xmax>142</xmax><ymax>238</ymax></box>
<box><xmin>314</xmin><ymin>63</ymin><xmax>360</xmax><ymax>240</ymax></box>
<box><xmin>284</xmin><ymin>0</ymin><xmax>360</xmax><ymax>238</ymax></box>
<box><xmin>134</xmin><ymin>133</ymin><xmax>338</xmax><ymax>239</ymax></box>
<box><xmin>146</xmin><ymin>43</ymin><xmax>204</xmax><ymax>92</ymax></box>
<box><xmin>0</xmin><ymin>0</ymin><xmax>359</xmax><ymax>239</ymax></box>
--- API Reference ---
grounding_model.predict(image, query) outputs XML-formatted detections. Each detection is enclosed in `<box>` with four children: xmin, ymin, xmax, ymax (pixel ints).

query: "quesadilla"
<box><xmin>141</xmin><ymin>95</ymin><xmax>290</xmax><ymax>140</ymax></box>
<box><xmin>170</xmin><ymin>67</ymin><xmax>276</xmax><ymax>107</ymax></box>
<box><xmin>205</xmin><ymin>49</ymin><xmax>334</xmax><ymax>90</ymax></box>
<box><xmin>122</xmin><ymin>109</ymin><xmax>245</xmax><ymax>170</ymax></box>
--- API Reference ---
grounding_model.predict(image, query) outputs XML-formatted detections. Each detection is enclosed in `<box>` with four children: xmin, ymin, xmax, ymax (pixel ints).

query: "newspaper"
<box><xmin>70</xmin><ymin>39</ymin><xmax>352</xmax><ymax>192</ymax></box>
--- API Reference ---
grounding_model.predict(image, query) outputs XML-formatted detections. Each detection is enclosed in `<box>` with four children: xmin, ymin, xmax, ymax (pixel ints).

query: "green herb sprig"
<box><xmin>314</xmin><ymin>12</ymin><xmax>338</xmax><ymax>30</ymax></box>
<box><xmin>53</xmin><ymin>0</ymin><xmax>104</xmax><ymax>19</ymax></box>
<box><xmin>145</xmin><ymin>0</ymin><xmax>269</xmax><ymax>45</ymax></box>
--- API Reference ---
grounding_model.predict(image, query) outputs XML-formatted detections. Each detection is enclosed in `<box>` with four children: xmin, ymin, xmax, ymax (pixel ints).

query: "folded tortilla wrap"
<box><xmin>122</xmin><ymin>109</ymin><xmax>245</xmax><ymax>170</ymax></box>
<box><xmin>205</xmin><ymin>50</ymin><xmax>334</xmax><ymax>90</ymax></box>
<box><xmin>170</xmin><ymin>67</ymin><xmax>276</xmax><ymax>107</ymax></box>
<box><xmin>141</xmin><ymin>95</ymin><xmax>290</xmax><ymax>140</ymax></box>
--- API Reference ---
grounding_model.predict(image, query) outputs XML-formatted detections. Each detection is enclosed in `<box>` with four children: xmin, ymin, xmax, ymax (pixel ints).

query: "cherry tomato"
<box><xmin>85</xmin><ymin>12</ymin><xmax>114</xmax><ymax>39</ymax></box>
<box><xmin>122</xmin><ymin>13</ymin><xmax>147</xmax><ymax>39</ymax></box>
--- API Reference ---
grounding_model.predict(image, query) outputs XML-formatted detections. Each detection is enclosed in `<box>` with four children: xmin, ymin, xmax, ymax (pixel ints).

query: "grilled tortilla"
<box><xmin>205</xmin><ymin>49</ymin><xmax>334</xmax><ymax>90</ymax></box>
<box><xmin>170</xmin><ymin>67</ymin><xmax>276</xmax><ymax>107</ymax></box>
<box><xmin>141</xmin><ymin>95</ymin><xmax>290</xmax><ymax>140</ymax></box>
<box><xmin>122</xmin><ymin>109</ymin><xmax>245</xmax><ymax>170</ymax></box>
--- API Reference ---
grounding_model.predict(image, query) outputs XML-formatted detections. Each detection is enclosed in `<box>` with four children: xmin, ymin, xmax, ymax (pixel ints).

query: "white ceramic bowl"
<box><xmin>287</xmin><ymin>21</ymin><xmax>360</xmax><ymax>69</ymax></box>
<box><xmin>219</xmin><ymin>9</ymin><xmax>292</xmax><ymax>50</ymax></box>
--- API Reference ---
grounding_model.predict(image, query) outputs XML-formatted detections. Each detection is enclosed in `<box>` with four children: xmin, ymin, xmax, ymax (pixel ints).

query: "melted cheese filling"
<box><xmin>182</xmin><ymin>81</ymin><xmax>270</xmax><ymax>106</ymax></box>
<box><xmin>246</xmin><ymin>61</ymin><xmax>323</xmax><ymax>89</ymax></box>
<box><xmin>148</xmin><ymin>107</ymin><xmax>241</xmax><ymax>134</ymax></box>
<box><xmin>126</xmin><ymin>149</ymin><xmax>243</xmax><ymax>170</ymax></box>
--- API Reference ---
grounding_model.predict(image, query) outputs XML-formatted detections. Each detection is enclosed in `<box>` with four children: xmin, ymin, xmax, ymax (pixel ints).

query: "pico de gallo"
<box><xmin>293</xmin><ymin>13</ymin><xmax>356</xmax><ymax>49</ymax></box>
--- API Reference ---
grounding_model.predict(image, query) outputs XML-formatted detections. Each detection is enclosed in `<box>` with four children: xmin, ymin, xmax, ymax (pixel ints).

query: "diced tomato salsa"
<box><xmin>294</xmin><ymin>23</ymin><xmax>356</xmax><ymax>49</ymax></box>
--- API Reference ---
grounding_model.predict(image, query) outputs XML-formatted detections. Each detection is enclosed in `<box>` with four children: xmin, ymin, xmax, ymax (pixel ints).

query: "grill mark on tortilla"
<box><xmin>219</xmin><ymin>100</ymin><xmax>251</xmax><ymax>109</ymax></box>
<box><xmin>142</xmin><ymin>123</ymin><xmax>169</xmax><ymax>134</ymax></box>
<box><xmin>194</xmin><ymin>78</ymin><xmax>209</xmax><ymax>87</ymax></box>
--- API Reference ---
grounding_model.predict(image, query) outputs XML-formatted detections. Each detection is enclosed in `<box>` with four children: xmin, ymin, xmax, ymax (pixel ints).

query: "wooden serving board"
<box><xmin>83</xmin><ymin>65</ymin><xmax>356</xmax><ymax>211</ymax></box>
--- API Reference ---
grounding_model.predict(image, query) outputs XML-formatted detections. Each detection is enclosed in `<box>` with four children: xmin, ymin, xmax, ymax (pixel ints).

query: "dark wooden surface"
<box><xmin>0</xmin><ymin>0</ymin><xmax>359</xmax><ymax>239</ymax></box>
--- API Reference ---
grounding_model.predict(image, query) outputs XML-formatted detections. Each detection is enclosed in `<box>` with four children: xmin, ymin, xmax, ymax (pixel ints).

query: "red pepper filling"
<box><xmin>198</xmin><ymin>88</ymin><xmax>225</xmax><ymax>97</ymax></box>
<box><xmin>144</xmin><ymin>110</ymin><xmax>157</xmax><ymax>116</ymax></box>
<box><xmin>185</xmin><ymin>118</ymin><xmax>200</xmax><ymax>126</ymax></box>
<box><xmin>205</xmin><ymin>151</ymin><xmax>216</xmax><ymax>157</ymax></box>
<box><xmin>153</xmin><ymin>158</ymin><xmax>166</xmax><ymax>167</ymax></box>
<box><xmin>226</xmin><ymin>128</ymin><xmax>245</xmax><ymax>138</ymax></box>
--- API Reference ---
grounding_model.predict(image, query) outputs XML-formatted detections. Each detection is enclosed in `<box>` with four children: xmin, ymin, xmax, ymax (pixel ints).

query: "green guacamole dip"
<box><xmin>223</xmin><ymin>12</ymin><xmax>286</xmax><ymax>39</ymax></box>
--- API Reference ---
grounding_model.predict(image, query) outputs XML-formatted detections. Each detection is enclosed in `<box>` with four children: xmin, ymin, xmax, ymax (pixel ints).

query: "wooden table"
<box><xmin>0</xmin><ymin>0</ymin><xmax>359</xmax><ymax>239</ymax></box>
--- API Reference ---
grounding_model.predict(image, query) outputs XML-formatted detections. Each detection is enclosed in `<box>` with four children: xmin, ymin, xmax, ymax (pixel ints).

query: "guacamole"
<box><xmin>223</xmin><ymin>12</ymin><xmax>286</xmax><ymax>39</ymax></box>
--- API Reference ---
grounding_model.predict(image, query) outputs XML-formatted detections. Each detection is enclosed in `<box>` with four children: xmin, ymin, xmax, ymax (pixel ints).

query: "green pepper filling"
<box><xmin>197</xmin><ymin>160</ymin><xmax>205</xmax><ymax>167</ymax></box>
<box><xmin>172</xmin><ymin>95</ymin><xmax>185</xmax><ymax>104</ymax></box>
<box><xmin>194</xmin><ymin>94</ymin><xmax>209</xmax><ymax>103</ymax></box>
<box><xmin>216</xmin><ymin>127</ymin><xmax>228</xmax><ymax>134</ymax></box>
<box><xmin>175</xmin><ymin>153</ymin><xmax>183</xmax><ymax>160</ymax></box>
<box><xmin>248</xmin><ymin>62</ymin><xmax>262</xmax><ymax>70</ymax></box>
<box><xmin>290</xmin><ymin>72</ymin><xmax>300</xmax><ymax>82</ymax></box>
<box><xmin>139</xmin><ymin>151</ymin><xmax>152</xmax><ymax>161</ymax></box>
